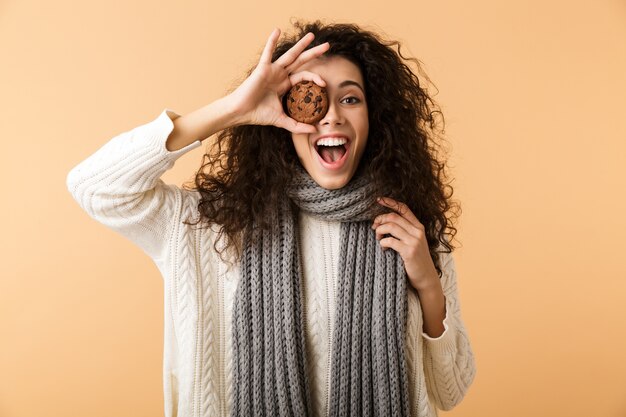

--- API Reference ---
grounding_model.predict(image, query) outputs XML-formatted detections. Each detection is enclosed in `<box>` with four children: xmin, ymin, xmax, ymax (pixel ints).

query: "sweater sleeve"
<box><xmin>66</xmin><ymin>109</ymin><xmax>203</xmax><ymax>261</ymax></box>
<box><xmin>421</xmin><ymin>250</ymin><xmax>477</xmax><ymax>411</ymax></box>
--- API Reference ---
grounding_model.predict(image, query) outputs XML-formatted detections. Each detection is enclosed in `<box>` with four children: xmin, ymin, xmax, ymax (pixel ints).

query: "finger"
<box><xmin>379</xmin><ymin>235</ymin><xmax>407</xmax><ymax>253</ymax></box>
<box><xmin>373</xmin><ymin>222</ymin><xmax>416</xmax><ymax>243</ymax></box>
<box><xmin>377</xmin><ymin>197</ymin><xmax>423</xmax><ymax>229</ymax></box>
<box><xmin>284</xmin><ymin>42</ymin><xmax>330</xmax><ymax>74</ymax></box>
<box><xmin>260</xmin><ymin>27</ymin><xmax>281</xmax><ymax>64</ymax></box>
<box><xmin>288</xmin><ymin>70</ymin><xmax>326</xmax><ymax>87</ymax></box>
<box><xmin>275</xmin><ymin>114</ymin><xmax>317</xmax><ymax>134</ymax></box>
<box><xmin>274</xmin><ymin>32</ymin><xmax>315</xmax><ymax>69</ymax></box>
<box><xmin>372</xmin><ymin>211</ymin><xmax>421</xmax><ymax>237</ymax></box>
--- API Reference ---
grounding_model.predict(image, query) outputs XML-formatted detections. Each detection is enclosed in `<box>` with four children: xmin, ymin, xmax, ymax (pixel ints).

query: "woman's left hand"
<box><xmin>371</xmin><ymin>197</ymin><xmax>440</xmax><ymax>291</ymax></box>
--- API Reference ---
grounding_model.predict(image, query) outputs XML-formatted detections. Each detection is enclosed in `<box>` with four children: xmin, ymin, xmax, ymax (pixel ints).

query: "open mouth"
<box><xmin>314</xmin><ymin>136</ymin><xmax>350</xmax><ymax>169</ymax></box>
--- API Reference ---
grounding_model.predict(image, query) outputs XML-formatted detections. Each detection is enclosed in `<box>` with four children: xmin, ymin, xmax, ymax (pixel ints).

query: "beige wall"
<box><xmin>2</xmin><ymin>0</ymin><xmax>625</xmax><ymax>416</ymax></box>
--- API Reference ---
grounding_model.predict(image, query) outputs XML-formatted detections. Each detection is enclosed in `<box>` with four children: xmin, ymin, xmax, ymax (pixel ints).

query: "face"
<box><xmin>291</xmin><ymin>55</ymin><xmax>369</xmax><ymax>190</ymax></box>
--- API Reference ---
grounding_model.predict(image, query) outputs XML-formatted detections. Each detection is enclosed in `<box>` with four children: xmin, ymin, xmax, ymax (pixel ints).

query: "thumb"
<box><xmin>276</xmin><ymin>115</ymin><xmax>317</xmax><ymax>134</ymax></box>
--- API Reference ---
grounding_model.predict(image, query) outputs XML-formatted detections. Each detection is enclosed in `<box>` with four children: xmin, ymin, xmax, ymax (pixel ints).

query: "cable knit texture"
<box><xmin>66</xmin><ymin>109</ymin><xmax>477</xmax><ymax>417</ymax></box>
<box><xmin>233</xmin><ymin>165</ymin><xmax>411</xmax><ymax>416</ymax></box>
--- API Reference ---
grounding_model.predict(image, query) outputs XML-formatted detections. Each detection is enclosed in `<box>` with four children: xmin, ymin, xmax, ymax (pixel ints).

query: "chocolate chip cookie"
<box><xmin>283</xmin><ymin>80</ymin><xmax>329</xmax><ymax>124</ymax></box>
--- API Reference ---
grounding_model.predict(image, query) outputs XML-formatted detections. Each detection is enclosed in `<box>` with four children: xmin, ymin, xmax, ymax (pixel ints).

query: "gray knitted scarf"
<box><xmin>231</xmin><ymin>166</ymin><xmax>410</xmax><ymax>416</ymax></box>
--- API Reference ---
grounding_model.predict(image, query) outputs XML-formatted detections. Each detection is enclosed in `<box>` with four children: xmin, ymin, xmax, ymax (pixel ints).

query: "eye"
<box><xmin>341</xmin><ymin>96</ymin><xmax>361</xmax><ymax>104</ymax></box>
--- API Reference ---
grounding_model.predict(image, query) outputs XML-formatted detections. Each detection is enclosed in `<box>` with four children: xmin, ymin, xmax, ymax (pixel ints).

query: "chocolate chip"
<box><xmin>284</xmin><ymin>80</ymin><xmax>329</xmax><ymax>124</ymax></box>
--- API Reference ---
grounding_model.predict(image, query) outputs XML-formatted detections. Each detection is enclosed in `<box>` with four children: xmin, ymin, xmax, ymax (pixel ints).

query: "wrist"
<box><xmin>222</xmin><ymin>90</ymin><xmax>255</xmax><ymax>128</ymax></box>
<box><xmin>218</xmin><ymin>94</ymin><xmax>244</xmax><ymax>127</ymax></box>
<box><xmin>412</xmin><ymin>274</ymin><xmax>442</xmax><ymax>294</ymax></box>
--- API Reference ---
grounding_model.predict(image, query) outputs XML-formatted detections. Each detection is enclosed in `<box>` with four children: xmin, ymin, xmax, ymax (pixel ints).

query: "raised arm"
<box><xmin>66</xmin><ymin>27</ymin><xmax>332</xmax><ymax>260</ymax></box>
<box><xmin>66</xmin><ymin>102</ymin><xmax>231</xmax><ymax>260</ymax></box>
<box><xmin>165</xmin><ymin>96</ymin><xmax>239</xmax><ymax>151</ymax></box>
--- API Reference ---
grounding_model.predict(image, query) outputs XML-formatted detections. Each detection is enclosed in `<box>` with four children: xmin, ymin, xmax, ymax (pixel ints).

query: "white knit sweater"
<box><xmin>66</xmin><ymin>109</ymin><xmax>476</xmax><ymax>417</ymax></box>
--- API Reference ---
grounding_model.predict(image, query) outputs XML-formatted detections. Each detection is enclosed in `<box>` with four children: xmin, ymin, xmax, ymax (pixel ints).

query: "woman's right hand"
<box><xmin>227</xmin><ymin>28</ymin><xmax>330</xmax><ymax>134</ymax></box>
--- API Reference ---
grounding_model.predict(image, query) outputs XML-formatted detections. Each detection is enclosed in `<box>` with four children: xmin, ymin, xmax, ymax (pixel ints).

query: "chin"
<box><xmin>307</xmin><ymin>169</ymin><xmax>353</xmax><ymax>190</ymax></box>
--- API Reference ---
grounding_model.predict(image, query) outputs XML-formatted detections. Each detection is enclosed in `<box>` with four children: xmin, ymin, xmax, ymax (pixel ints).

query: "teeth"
<box><xmin>316</xmin><ymin>137</ymin><xmax>348</xmax><ymax>147</ymax></box>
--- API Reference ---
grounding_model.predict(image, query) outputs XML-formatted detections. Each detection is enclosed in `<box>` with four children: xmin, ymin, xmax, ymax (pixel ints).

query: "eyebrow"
<box><xmin>338</xmin><ymin>80</ymin><xmax>365</xmax><ymax>94</ymax></box>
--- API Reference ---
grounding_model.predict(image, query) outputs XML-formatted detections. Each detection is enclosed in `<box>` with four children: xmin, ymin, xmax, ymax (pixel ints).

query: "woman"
<box><xmin>67</xmin><ymin>19</ymin><xmax>476</xmax><ymax>417</ymax></box>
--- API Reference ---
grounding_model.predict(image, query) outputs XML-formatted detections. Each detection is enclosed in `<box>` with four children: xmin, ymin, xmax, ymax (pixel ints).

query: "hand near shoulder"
<box><xmin>227</xmin><ymin>28</ymin><xmax>330</xmax><ymax>134</ymax></box>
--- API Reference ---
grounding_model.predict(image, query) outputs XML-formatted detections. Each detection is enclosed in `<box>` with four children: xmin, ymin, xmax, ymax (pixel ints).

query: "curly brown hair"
<box><xmin>183</xmin><ymin>19</ymin><xmax>462</xmax><ymax>278</ymax></box>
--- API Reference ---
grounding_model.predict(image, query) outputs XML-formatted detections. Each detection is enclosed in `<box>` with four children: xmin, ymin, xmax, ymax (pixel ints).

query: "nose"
<box><xmin>318</xmin><ymin>100</ymin><xmax>344</xmax><ymax>126</ymax></box>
